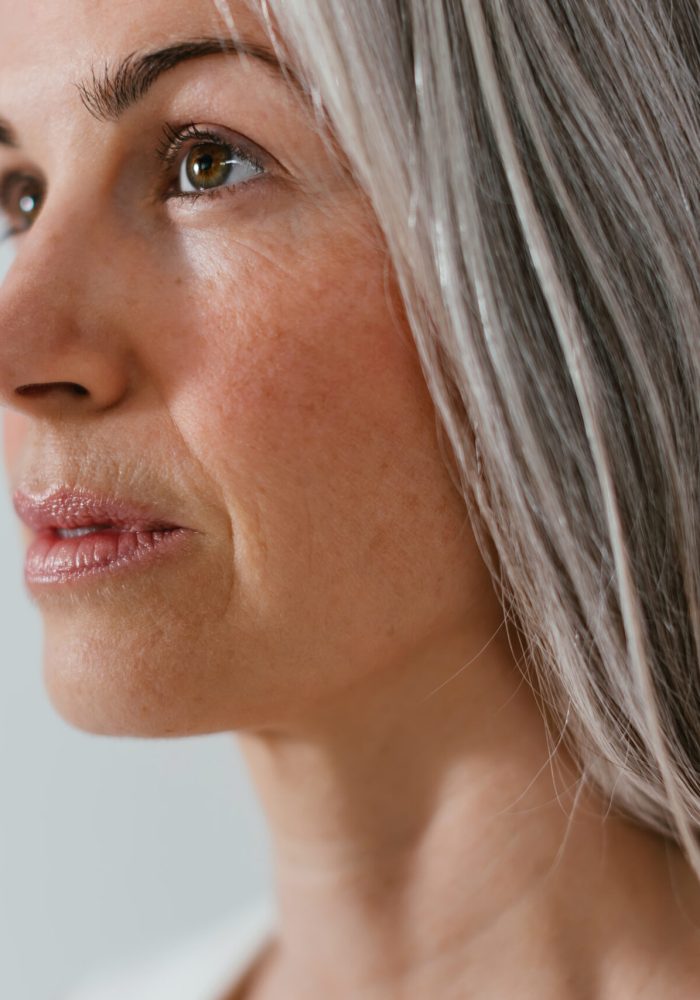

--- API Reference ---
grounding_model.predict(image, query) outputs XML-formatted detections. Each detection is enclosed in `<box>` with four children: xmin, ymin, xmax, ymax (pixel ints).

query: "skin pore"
<box><xmin>1</xmin><ymin>1</ymin><xmax>699</xmax><ymax>998</ymax></box>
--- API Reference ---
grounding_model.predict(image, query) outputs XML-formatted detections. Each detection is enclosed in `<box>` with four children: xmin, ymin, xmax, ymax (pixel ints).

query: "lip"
<box><xmin>12</xmin><ymin>487</ymin><xmax>193</xmax><ymax>586</ymax></box>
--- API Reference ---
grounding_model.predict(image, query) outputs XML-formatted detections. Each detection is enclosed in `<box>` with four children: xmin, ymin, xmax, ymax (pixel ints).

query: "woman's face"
<box><xmin>0</xmin><ymin>0</ymin><xmax>491</xmax><ymax>736</ymax></box>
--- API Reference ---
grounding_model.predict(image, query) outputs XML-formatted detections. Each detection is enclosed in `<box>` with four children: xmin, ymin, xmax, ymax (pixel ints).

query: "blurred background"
<box><xmin>0</xmin><ymin>245</ymin><xmax>273</xmax><ymax>1000</ymax></box>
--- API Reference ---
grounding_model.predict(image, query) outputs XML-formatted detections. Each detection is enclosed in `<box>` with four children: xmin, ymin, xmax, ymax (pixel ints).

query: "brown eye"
<box><xmin>185</xmin><ymin>143</ymin><xmax>232</xmax><ymax>190</ymax></box>
<box><xmin>0</xmin><ymin>173</ymin><xmax>43</xmax><ymax>235</ymax></box>
<box><xmin>178</xmin><ymin>141</ymin><xmax>263</xmax><ymax>195</ymax></box>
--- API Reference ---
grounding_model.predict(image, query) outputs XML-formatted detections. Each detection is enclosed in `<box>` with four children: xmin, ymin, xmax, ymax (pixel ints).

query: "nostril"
<box><xmin>15</xmin><ymin>382</ymin><xmax>89</xmax><ymax>398</ymax></box>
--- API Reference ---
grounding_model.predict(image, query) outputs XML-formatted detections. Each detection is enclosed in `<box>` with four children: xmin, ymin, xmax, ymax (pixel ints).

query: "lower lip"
<box><xmin>25</xmin><ymin>527</ymin><xmax>190</xmax><ymax>586</ymax></box>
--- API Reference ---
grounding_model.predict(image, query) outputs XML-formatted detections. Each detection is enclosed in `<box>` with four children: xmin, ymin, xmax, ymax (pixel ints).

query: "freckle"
<box><xmin>175</xmin><ymin>277</ymin><xmax>183</xmax><ymax>287</ymax></box>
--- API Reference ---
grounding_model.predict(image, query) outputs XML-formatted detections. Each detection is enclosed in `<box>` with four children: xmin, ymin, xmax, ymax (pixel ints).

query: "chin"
<box><xmin>40</xmin><ymin>614</ymin><xmax>222</xmax><ymax>738</ymax></box>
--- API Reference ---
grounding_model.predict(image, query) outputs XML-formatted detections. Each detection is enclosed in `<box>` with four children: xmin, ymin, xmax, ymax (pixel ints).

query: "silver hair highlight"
<box><xmin>229</xmin><ymin>1</ymin><xmax>700</xmax><ymax>879</ymax></box>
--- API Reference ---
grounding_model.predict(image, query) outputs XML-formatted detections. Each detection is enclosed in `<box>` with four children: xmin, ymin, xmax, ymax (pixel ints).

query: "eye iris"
<box><xmin>186</xmin><ymin>143</ymin><xmax>232</xmax><ymax>190</ymax></box>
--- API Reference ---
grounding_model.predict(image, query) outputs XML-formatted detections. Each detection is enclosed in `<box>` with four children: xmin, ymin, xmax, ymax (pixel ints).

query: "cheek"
<box><xmin>150</xmin><ymin>207</ymin><xmax>426</xmax><ymax>495</ymax></box>
<box><xmin>158</xmin><ymin>224</ymin><xmax>478</xmax><ymax>684</ymax></box>
<box><xmin>171</xmin><ymin>227</ymin><xmax>434</xmax><ymax>524</ymax></box>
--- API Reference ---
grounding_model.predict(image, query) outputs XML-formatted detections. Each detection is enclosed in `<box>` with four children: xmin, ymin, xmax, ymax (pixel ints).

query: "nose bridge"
<box><xmin>0</xmin><ymin>204</ymin><xmax>131</xmax><ymax>416</ymax></box>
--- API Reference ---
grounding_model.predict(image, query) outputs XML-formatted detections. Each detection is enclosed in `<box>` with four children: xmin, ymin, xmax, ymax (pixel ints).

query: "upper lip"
<box><xmin>12</xmin><ymin>487</ymin><xmax>184</xmax><ymax>534</ymax></box>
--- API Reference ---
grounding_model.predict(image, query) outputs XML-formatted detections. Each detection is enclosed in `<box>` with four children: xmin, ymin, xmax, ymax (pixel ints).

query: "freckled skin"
<box><xmin>0</xmin><ymin>0</ymin><xmax>492</xmax><ymax>736</ymax></box>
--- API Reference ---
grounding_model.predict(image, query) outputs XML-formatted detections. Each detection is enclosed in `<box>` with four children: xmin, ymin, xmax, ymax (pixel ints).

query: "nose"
<box><xmin>0</xmin><ymin>218</ymin><xmax>131</xmax><ymax>419</ymax></box>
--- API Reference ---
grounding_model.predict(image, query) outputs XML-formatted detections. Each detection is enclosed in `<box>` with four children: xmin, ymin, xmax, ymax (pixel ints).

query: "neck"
<box><xmin>235</xmin><ymin>626</ymin><xmax>700</xmax><ymax>999</ymax></box>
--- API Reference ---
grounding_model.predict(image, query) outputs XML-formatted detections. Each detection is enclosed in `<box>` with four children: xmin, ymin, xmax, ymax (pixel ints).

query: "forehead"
<box><xmin>0</xmin><ymin>0</ymin><xmax>267</xmax><ymax>121</ymax></box>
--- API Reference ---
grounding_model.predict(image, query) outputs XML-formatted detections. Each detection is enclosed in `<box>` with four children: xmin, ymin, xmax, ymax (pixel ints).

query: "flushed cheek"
<box><xmin>168</xmin><ymin>238</ymin><xmax>453</xmax><ymax>596</ymax></box>
<box><xmin>147</xmin><ymin>200</ymin><xmax>469</xmax><ymax>619</ymax></box>
<box><xmin>149</xmin><ymin>202</ymin><xmax>410</xmax><ymax>446</ymax></box>
<box><xmin>170</xmin><ymin>238</ymin><xmax>427</xmax><ymax>487</ymax></box>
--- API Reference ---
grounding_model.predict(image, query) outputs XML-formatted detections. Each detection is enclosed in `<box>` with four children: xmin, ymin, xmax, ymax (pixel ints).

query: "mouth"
<box><xmin>12</xmin><ymin>487</ymin><xmax>193</xmax><ymax>587</ymax></box>
<box><xmin>54</xmin><ymin>525</ymin><xmax>121</xmax><ymax>539</ymax></box>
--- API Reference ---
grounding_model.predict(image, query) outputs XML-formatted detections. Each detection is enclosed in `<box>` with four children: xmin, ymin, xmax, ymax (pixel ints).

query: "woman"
<box><xmin>2</xmin><ymin>0</ymin><xmax>700</xmax><ymax>996</ymax></box>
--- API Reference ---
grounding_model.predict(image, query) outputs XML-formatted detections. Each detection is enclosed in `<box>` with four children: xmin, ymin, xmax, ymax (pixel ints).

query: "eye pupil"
<box><xmin>186</xmin><ymin>143</ymin><xmax>232</xmax><ymax>190</ymax></box>
<box><xmin>19</xmin><ymin>193</ymin><xmax>37</xmax><ymax>215</ymax></box>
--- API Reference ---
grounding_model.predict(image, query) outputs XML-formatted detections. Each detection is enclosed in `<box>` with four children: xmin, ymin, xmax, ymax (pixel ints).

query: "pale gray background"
<box><xmin>0</xmin><ymin>244</ymin><xmax>273</xmax><ymax>1000</ymax></box>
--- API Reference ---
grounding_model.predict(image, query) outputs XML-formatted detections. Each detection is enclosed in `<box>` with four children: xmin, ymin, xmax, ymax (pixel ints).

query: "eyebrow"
<box><xmin>77</xmin><ymin>36</ymin><xmax>298</xmax><ymax>123</ymax></box>
<box><xmin>0</xmin><ymin>35</ymin><xmax>300</xmax><ymax>145</ymax></box>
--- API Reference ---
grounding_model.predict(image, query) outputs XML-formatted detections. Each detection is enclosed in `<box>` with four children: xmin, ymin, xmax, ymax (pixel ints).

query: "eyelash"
<box><xmin>155</xmin><ymin>121</ymin><xmax>267</xmax><ymax>204</ymax></box>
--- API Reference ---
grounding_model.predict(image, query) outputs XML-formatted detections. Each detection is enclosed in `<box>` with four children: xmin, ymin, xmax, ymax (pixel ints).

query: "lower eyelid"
<box><xmin>163</xmin><ymin>171</ymin><xmax>271</xmax><ymax>207</ymax></box>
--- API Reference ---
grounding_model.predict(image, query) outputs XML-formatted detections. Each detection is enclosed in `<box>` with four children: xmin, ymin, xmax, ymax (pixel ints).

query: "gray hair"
<box><xmin>227</xmin><ymin>0</ymin><xmax>700</xmax><ymax>879</ymax></box>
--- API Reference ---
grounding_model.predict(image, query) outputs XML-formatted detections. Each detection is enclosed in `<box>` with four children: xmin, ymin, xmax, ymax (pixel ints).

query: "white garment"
<box><xmin>66</xmin><ymin>896</ymin><xmax>278</xmax><ymax>1000</ymax></box>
